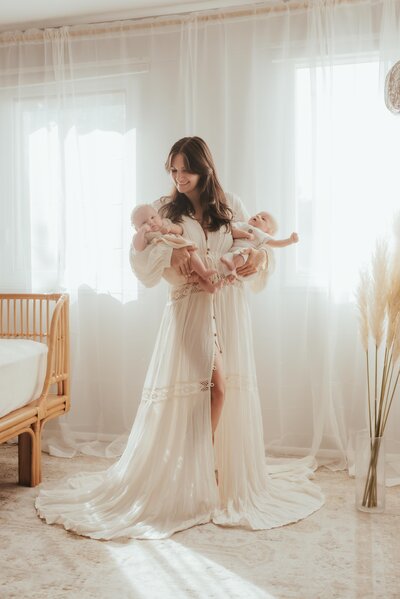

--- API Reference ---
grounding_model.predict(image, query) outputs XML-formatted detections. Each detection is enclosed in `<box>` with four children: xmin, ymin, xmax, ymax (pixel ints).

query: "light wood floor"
<box><xmin>1</xmin><ymin>445</ymin><xmax>399</xmax><ymax>599</ymax></box>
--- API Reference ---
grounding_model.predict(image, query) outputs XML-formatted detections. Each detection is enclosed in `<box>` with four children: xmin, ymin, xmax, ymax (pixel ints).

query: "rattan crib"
<box><xmin>0</xmin><ymin>293</ymin><xmax>70</xmax><ymax>486</ymax></box>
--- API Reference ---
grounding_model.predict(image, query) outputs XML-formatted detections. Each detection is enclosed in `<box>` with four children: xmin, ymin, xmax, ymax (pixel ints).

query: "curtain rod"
<box><xmin>0</xmin><ymin>0</ymin><xmax>376</xmax><ymax>44</ymax></box>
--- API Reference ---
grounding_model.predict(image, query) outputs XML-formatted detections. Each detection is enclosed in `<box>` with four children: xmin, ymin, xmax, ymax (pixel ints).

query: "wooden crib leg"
<box><xmin>18</xmin><ymin>428</ymin><xmax>38</xmax><ymax>487</ymax></box>
<box><xmin>18</xmin><ymin>431</ymin><xmax>33</xmax><ymax>486</ymax></box>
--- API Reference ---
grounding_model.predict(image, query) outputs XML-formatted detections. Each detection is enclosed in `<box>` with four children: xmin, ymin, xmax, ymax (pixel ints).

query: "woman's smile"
<box><xmin>170</xmin><ymin>153</ymin><xmax>200</xmax><ymax>199</ymax></box>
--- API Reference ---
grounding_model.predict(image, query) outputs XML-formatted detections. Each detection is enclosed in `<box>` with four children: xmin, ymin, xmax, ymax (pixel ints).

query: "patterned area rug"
<box><xmin>0</xmin><ymin>445</ymin><xmax>399</xmax><ymax>599</ymax></box>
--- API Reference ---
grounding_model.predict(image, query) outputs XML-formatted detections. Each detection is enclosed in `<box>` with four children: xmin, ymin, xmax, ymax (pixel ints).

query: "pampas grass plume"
<box><xmin>369</xmin><ymin>240</ymin><xmax>388</xmax><ymax>348</ymax></box>
<box><xmin>356</xmin><ymin>269</ymin><xmax>370</xmax><ymax>351</ymax></box>
<box><xmin>357</xmin><ymin>223</ymin><xmax>400</xmax><ymax>508</ymax></box>
<box><xmin>392</xmin><ymin>315</ymin><xmax>400</xmax><ymax>364</ymax></box>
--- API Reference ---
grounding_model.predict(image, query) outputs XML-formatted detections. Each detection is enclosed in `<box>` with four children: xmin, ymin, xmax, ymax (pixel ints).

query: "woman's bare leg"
<box><xmin>211</xmin><ymin>349</ymin><xmax>225</xmax><ymax>437</ymax></box>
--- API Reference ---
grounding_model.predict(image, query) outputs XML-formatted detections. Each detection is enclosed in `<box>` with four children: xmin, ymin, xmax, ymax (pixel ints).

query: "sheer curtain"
<box><xmin>1</xmin><ymin>1</ymin><xmax>400</xmax><ymax>474</ymax></box>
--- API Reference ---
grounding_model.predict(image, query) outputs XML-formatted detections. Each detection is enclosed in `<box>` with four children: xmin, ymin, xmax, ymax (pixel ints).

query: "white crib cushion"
<box><xmin>0</xmin><ymin>339</ymin><xmax>48</xmax><ymax>418</ymax></box>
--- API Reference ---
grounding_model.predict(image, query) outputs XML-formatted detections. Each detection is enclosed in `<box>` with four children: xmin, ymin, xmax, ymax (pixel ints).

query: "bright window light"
<box><xmin>295</xmin><ymin>61</ymin><xmax>400</xmax><ymax>297</ymax></box>
<box><xmin>20</xmin><ymin>90</ymin><xmax>136</xmax><ymax>301</ymax></box>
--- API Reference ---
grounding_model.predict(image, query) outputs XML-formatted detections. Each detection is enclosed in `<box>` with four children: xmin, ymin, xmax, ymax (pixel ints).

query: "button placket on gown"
<box><xmin>203</xmin><ymin>228</ymin><xmax>222</xmax><ymax>357</ymax></box>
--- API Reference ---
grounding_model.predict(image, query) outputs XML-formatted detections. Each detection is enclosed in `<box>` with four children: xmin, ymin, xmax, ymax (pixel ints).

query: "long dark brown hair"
<box><xmin>160</xmin><ymin>136</ymin><xmax>232</xmax><ymax>232</ymax></box>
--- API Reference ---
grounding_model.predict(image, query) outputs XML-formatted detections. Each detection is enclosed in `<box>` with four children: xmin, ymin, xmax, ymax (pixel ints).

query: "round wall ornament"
<box><xmin>385</xmin><ymin>60</ymin><xmax>400</xmax><ymax>114</ymax></box>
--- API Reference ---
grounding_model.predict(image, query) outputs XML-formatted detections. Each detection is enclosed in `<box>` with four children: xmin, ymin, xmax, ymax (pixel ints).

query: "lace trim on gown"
<box><xmin>168</xmin><ymin>277</ymin><xmax>242</xmax><ymax>303</ymax></box>
<box><xmin>142</xmin><ymin>380</ymin><xmax>215</xmax><ymax>402</ymax></box>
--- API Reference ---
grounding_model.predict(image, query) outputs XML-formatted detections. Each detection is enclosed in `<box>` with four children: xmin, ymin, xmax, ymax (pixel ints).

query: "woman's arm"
<box><xmin>170</xmin><ymin>247</ymin><xmax>196</xmax><ymax>277</ymax></box>
<box><xmin>130</xmin><ymin>198</ymin><xmax>173</xmax><ymax>287</ymax></box>
<box><xmin>227</xmin><ymin>192</ymin><xmax>250</xmax><ymax>224</ymax></box>
<box><xmin>153</xmin><ymin>202</ymin><xmax>195</xmax><ymax>277</ymax></box>
<box><xmin>130</xmin><ymin>241</ymin><xmax>174</xmax><ymax>288</ymax></box>
<box><xmin>130</xmin><ymin>197</ymin><xmax>197</xmax><ymax>286</ymax></box>
<box><xmin>235</xmin><ymin>247</ymin><xmax>269</xmax><ymax>278</ymax></box>
<box><xmin>226</xmin><ymin>192</ymin><xmax>275</xmax><ymax>285</ymax></box>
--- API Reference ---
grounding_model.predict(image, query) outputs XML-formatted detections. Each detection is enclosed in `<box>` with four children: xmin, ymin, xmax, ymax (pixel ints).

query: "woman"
<box><xmin>36</xmin><ymin>137</ymin><xmax>323</xmax><ymax>540</ymax></box>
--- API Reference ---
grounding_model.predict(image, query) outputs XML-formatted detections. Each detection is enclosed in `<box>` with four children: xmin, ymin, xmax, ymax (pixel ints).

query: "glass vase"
<box><xmin>355</xmin><ymin>430</ymin><xmax>385</xmax><ymax>513</ymax></box>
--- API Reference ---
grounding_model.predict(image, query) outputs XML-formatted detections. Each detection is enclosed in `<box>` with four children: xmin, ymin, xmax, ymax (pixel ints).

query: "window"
<box><xmin>295</xmin><ymin>60</ymin><xmax>400</xmax><ymax>295</ymax></box>
<box><xmin>13</xmin><ymin>75</ymin><xmax>139</xmax><ymax>301</ymax></box>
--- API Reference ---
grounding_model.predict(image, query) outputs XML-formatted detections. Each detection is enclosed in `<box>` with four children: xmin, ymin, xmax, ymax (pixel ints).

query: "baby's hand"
<box><xmin>160</xmin><ymin>225</ymin><xmax>171</xmax><ymax>234</ymax></box>
<box><xmin>290</xmin><ymin>232</ymin><xmax>299</xmax><ymax>243</ymax></box>
<box><xmin>245</xmin><ymin>230</ymin><xmax>255</xmax><ymax>240</ymax></box>
<box><xmin>140</xmin><ymin>224</ymin><xmax>152</xmax><ymax>233</ymax></box>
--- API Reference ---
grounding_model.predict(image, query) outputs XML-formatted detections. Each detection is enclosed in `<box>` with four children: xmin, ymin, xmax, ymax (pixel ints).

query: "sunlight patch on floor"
<box><xmin>106</xmin><ymin>537</ymin><xmax>276</xmax><ymax>599</ymax></box>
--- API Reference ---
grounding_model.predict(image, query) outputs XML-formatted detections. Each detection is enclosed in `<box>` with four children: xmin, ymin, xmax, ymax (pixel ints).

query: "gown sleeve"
<box><xmin>129</xmin><ymin>243</ymin><xmax>173</xmax><ymax>288</ymax></box>
<box><xmin>226</xmin><ymin>191</ymin><xmax>275</xmax><ymax>292</ymax></box>
<box><xmin>129</xmin><ymin>197</ymin><xmax>174</xmax><ymax>288</ymax></box>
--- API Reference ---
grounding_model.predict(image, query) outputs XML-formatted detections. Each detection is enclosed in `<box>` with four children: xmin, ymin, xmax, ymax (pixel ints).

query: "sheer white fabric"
<box><xmin>1</xmin><ymin>1</ymin><xmax>400</xmax><ymax>484</ymax></box>
<box><xmin>35</xmin><ymin>193</ymin><xmax>323</xmax><ymax>540</ymax></box>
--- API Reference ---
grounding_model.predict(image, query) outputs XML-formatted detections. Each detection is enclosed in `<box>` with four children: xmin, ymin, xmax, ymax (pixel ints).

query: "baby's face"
<box><xmin>133</xmin><ymin>206</ymin><xmax>163</xmax><ymax>231</ymax></box>
<box><xmin>248</xmin><ymin>212</ymin><xmax>271</xmax><ymax>234</ymax></box>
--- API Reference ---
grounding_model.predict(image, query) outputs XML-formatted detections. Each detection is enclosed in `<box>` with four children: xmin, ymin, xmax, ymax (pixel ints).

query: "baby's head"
<box><xmin>131</xmin><ymin>204</ymin><xmax>163</xmax><ymax>231</ymax></box>
<box><xmin>248</xmin><ymin>211</ymin><xmax>277</xmax><ymax>235</ymax></box>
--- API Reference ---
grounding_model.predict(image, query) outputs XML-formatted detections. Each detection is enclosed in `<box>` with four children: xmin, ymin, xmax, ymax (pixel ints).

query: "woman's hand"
<box><xmin>170</xmin><ymin>247</ymin><xmax>196</xmax><ymax>277</ymax></box>
<box><xmin>236</xmin><ymin>248</ymin><xmax>267</xmax><ymax>277</ymax></box>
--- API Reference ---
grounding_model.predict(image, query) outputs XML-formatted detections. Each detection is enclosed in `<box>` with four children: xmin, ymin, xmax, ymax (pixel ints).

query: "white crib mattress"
<box><xmin>0</xmin><ymin>339</ymin><xmax>48</xmax><ymax>418</ymax></box>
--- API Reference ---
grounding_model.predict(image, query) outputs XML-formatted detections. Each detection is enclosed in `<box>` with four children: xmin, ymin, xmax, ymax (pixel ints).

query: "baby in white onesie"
<box><xmin>131</xmin><ymin>204</ymin><xmax>223</xmax><ymax>293</ymax></box>
<box><xmin>221</xmin><ymin>211</ymin><xmax>298</xmax><ymax>278</ymax></box>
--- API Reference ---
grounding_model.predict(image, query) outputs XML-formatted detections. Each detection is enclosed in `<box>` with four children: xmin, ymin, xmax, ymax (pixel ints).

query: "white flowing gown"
<box><xmin>35</xmin><ymin>193</ymin><xmax>324</xmax><ymax>540</ymax></box>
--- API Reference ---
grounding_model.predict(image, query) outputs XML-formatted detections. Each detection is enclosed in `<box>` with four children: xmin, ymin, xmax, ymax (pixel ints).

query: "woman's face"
<box><xmin>170</xmin><ymin>153</ymin><xmax>200</xmax><ymax>198</ymax></box>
